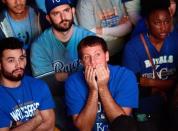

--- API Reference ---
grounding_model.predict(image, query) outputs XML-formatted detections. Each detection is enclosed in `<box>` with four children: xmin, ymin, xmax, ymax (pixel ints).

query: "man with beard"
<box><xmin>0</xmin><ymin>0</ymin><xmax>42</xmax><ymax>75</ymax></box>
<box><xmin>0</xmin><ymin>37</ymin><xmax>55</xmax><ymax>131</ymax></box>
<box><xmin>30</xmin><ymin>0</ymin><xmax>94</xmax><ymax>130</ymax></box>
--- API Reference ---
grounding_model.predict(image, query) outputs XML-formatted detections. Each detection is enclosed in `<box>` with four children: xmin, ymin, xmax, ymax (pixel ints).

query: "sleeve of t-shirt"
<box><xmin>114</xmin><ymin>68</ymin><xmax>139</xmax><ymax>108</ymax></box>
<box><xmin>37</xmin><ymin>80</ymin><xmax>55</xmax><ymax>110</ymax></box>
<box><xmin>31</xmin><ymin>39</ymin><xmax>54</xmax><ymax>78</ymax></box>
<box><xmin>65</xmin><ymin>76</ymin><xmax>85</xmax><ymax>115</ymax></box>
<box><xmin>0</xmin><ymin>109</ymin><xmax>11</xmax><ymax>128</ymax></box>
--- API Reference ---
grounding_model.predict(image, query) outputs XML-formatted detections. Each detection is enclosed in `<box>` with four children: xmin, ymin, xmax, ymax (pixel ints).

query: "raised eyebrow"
<box><xmin>7</xmin><ymin>57</ymin><xmax>15</xmax><ymax>60</ymax></box>
<box><xmin>64</xmin><ymin>7</ymin><xmax>71</xmax><ymax>11</ymax></box>
<box><xmin>20</xmin><ymin>55</ymin><xmax>26</xmax><ymax>58</ymax></box>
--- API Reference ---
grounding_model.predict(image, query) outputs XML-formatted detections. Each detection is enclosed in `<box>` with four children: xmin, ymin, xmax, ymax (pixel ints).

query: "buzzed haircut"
<box><xmin>77</xmin><ymin>36</ymin><xmax>108</xmax><ymax>59</ymax></box>
<box><xmin>0</xmin><ymin>37</ymin><xmax>23</xmax><ymax>60</ymax></box>
<box><xmin>140</xmin><ymin>0</ymin><xmax>170</xmax><ymax>18</ymax></box>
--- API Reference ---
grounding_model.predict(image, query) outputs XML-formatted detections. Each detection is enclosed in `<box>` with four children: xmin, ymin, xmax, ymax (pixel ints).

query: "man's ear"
<box><xmin>106</xmin><ymin>51</ymin><xmax>109</xmax><ymax>62</ymax></box>
<box><xmin>71</xmin><ymin>7</ymin><xmax>76</xmax><ymax>21</ymax></box>
<box><xmin>46</xmin><ymin>15</ymin><xmax>51</xmax><ymax>24</ymax></box>
<box><xmin>72</xmin><ymin>7</ymin><xmax>75</xmax><ymax>15</ymax></box>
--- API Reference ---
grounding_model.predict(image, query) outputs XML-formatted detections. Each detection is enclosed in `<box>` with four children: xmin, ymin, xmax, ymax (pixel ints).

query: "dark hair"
<box><xmin>140</xmin><ymin>0</ymin><xmax>170</xmax><ymax>18</ymax></box>
<box><xmin>110</xmin><ymin>115</ymin><xmax>138</xmax><ymax>131</ymax></box>
<box><xmin>0</xmin><ymin>37</ymin><xmax>23</xmax><ymax>60</ymax></box>
<box><xmin>77</xmin><ymin>36</ymin><xmax>108</xmax><ymax>59</ymax></box>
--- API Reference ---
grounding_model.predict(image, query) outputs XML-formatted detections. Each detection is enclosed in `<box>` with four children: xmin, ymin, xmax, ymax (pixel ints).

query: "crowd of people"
<box><xmin>0</xmin><ymin>0</ymin><xmax>178</xmax><ymax>131</ymax></box>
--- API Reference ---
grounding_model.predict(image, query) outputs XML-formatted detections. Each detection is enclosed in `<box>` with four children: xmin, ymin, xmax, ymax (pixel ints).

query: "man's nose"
<box><xmin>160</xmin><ymin>22</ymin><xmax>167</xmax><ymax>32</ymax></box>
<box><xmin>90</xmin><ymin>56</ymin><xmax>96</xmax><ymax>66</ymax></box>
<box><xmin>15</xmin><ymin>60</ymin><xmax>21</xmax><ymax>68</ymax></box>
<box><xmin>16</xmin><ymin>0</ymin><xmax>21</xmax><ymax>4</ymax></box>
<box><xmin>61</xmin><ymin>13</ymin><xmax>66</xmax><ymax>20</ymax></box>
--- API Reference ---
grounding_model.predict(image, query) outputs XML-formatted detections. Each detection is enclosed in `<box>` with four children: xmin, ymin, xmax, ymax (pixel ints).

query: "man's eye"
<box><xmin>64</xmin><ymin>8</ymin><xmax>70</xmax><ymax>13</ymax></box>
<box><xmin>52</xmin><ymin>12</ymin><xmax>60</xmax><ymax>16</ymax></box>
<box><xmin>155</xmin><ymin>21</ymin><xmax>161</xmax><ymax>25</ymax></box>
<box><xmin>19</xmin><ymin>57</ymin><xmax>25</xmax><ymax>61</ymax></box>
<box><xmin>8</xmin><ymin>59</ymin><xmax>14</xmax><ymax>63</ymax></box>
<box><xmin>96</xmin><ymin>53</ymin><xmax>100</xmax><ymax>57</ymax></box>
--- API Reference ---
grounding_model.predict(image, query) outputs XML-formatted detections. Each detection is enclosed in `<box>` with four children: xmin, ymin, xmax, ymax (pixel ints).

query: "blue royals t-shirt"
<box><xmin>65</xmin><ymin>65</ymin><xmax>138</xmax><ymax>131</ymax></box>
<box><xmin>0</xmin><ymin>76</ymin><xmax>55</xmax><ymax>128</ymax></box>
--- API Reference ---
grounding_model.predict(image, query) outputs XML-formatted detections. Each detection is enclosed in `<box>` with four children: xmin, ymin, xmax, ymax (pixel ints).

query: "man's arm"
<box><xmin>72</xmin><ymin>66</ymin><xmax>98</xmax><ymax>131</ymax></box>
<box><xmin>0</xmin><ymin>109</ymin><xmax>55</xmax><ymax>131</ymax></box>
<box><xmin>55</xmin><ymin>72</ymin><xmax>69</xmax><ymax>82</ymax></box>
<box><xmin>99</xmin><ymin>87</ymin><xmax>132</xmax><ymax>122</ymax></box>
<box><xmin>94</xmin><ymin>20</ymin><xmax>132</xmax><ymax>37</ymax></box>
<box><xmin>140</xmin><ymin>77</ymin><xmax>176</xmax><ymax>91</ymax></box>
<box><xmin>73</xmin><ymin>91</ymin><xmax>98</xmax><ymax>131</ymax></box>
<box><xmin>0</xmin><ymin>110</ymin><xmax>42</xmax><ymax>131</ymax></box>
<box><xmin>96</xmin><ymin>65</ymin><xmax>130</xmax><ymax>122</ymax></box>
<box><xmin>35</xmin><ymin>109</ymin><xmax>55</xmax><ymax>131</ymax></box>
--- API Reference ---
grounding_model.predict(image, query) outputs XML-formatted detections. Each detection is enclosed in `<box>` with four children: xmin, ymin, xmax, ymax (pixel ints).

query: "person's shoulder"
<box><xmin>32</xmin><ymin>28</ymin><xmax>52</xmax><ymax>46</ymax></box>
<box><xmin>124</xmin><ymin>34</ymin><xmax>143</xmax><ymax>53</ymax></box>
<box><xmin>74</xmin><ymin>25</ymin><xmax>95</xmax><ymax>35</ymax></box>
<box><xmin>66</xmin><ymin>70</ymin><xmax>84</xmax><ymax>83</ymax></box>
<box><xmin>22</xmin><ymin>75</ymin><xmax>46</xmax><ymax>87</ymax></box>
<box><xmin>127</xmin><ymin>34</ymin><xmax>141</xmax><ymax>46</ymax></box>
<box><xmin>109</xmin><ymin>64</ymin><xmax>135</xmax><ymax>77</ymax></box>
<box><xmin>28</xmin><ymin>6</ymin><xmax>37</xmax><ymax>15</ymax></box>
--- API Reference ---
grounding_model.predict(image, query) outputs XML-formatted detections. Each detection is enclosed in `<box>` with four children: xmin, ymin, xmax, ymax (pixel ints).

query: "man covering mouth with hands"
<box><xmin>65</xmin><ymin>36</ymin><xmax>138</xmax><ymax>131</ymax></box>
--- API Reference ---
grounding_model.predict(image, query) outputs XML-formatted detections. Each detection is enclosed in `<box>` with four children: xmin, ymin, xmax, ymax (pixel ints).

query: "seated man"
<box><xmin>31</xmin><ymin>0</ymin><xmax>94</xmax><ymax>130</ymax></box>
<box><xmin>65</xmin><ymin>36</ymin><xmax>138</xmax><ymax>131</ymax></box>
<box><xmin>0</xmin><ymin>37</ymin><xmax>55</xmax><ymax>131</ymax></box>
<box><xmin>31</xmin><ymin>0</ymin><xmax>94</xmax><ymax>94</ymax></box>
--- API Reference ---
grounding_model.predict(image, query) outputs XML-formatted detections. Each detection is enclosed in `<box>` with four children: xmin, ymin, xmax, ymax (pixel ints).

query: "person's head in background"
<box><xmin>45</xmin><ymin>0</ymin><xmax>75</xmax><ymax>32</ymax></box>
<box><xmin>78</xmin><ymin>36</ymin><xmax>109</xmax><ymax>69</ymax></box>
<box><xmin>1</xmin><ymin>0</ymin><xmax>27</xmax><ymax>19</ymax></box>
<box><xmin>141</xmin><ymin>0</ymin><xmax>172</xmax><ymax>42</ymax></box>
<box><xmin>0</xmin><ymin>37</ymin><xmax>26</xmax><ymax>83</ymax></box>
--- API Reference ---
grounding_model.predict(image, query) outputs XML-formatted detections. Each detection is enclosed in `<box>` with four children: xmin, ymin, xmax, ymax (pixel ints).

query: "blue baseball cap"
<box><xmin>45</xmin><ymin>0</ymin><xmax>73</xmax><ymax>14</ymax></box>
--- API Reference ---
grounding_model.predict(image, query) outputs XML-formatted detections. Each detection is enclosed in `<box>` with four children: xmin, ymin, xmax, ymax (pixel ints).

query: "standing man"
<box><xmin>31</xmin><ymin>0</ymin><xmax>94</xmax><ymax>130</ymax></box>
<box><xmin>0</xmin><ymin>0</ymin><xmax>42</xmax><ymax>74</ymax></box>
<box><xmin>65</xmin><ymin>36</ymin><xmax>138</xmax><ymax>131</ymax></box>
<box><xmin>0</xmin><ymin>37</ymin><xmax>55</xmax><ymax>131</ymax></box>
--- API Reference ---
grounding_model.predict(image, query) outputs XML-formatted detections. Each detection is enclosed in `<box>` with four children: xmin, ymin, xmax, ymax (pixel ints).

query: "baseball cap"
<box><xmin>45</xmin><ymin>0</ymin><xmax>73</xmax><ymax>14</ymax></box>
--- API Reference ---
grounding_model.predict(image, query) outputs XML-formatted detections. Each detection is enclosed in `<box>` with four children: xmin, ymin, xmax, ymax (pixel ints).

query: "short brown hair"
<box><xmin>77</xmin><ymin>36</ymin><xmax>108</xmax><ymax>59</ymax></box>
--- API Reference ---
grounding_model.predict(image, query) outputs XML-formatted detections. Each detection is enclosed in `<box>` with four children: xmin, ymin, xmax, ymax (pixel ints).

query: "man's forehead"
<box><xmin>50</xmin><ymin>4</ymin><xmax>71</xmax><ymax>12</ymax></box>
<box><xmin>2</xmin><ymin>49</ymin><xmax>23</xmax><ymax>57</ymax></box>
<box><xmin>82</xmin><ymin>46</ymin><xmax>103</xmax><ymax>54</ymax></box>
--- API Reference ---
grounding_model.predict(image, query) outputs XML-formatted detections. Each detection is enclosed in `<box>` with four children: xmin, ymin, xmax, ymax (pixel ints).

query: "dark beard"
<box><xmin>52</xmin><ymin>20</ymin><xmax>73</xmax><ymax>32</ymax></box>
<box><xmin>1</xmin><ymin>68</ymin><xmax>24</xmax><ymax>81</ymax></box>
